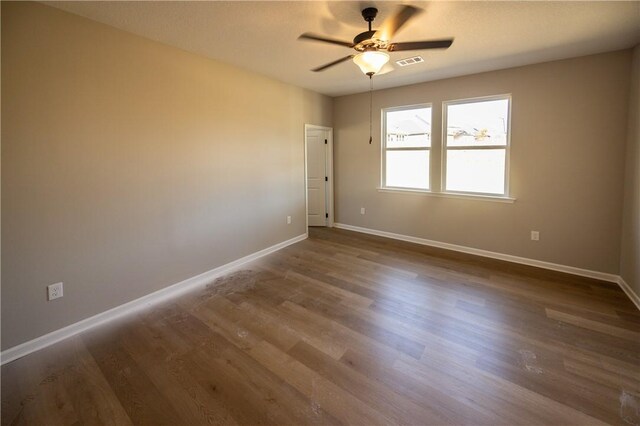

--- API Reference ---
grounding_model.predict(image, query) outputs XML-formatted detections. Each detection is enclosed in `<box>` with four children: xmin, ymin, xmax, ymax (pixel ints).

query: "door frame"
<box><xmin>304</xmin><ymin>124</ymin><xmax>334</xmax><ymax>230</ymax></box>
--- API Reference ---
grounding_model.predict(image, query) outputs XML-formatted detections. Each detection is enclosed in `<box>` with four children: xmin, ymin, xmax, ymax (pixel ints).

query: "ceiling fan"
<box><xmin>298</xmin><ymin>5</ymin><xmax>453</xmax><ymax>77</ymax></box>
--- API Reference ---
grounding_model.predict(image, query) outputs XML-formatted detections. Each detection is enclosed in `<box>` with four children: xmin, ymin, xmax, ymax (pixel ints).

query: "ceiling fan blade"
<box><xmin>298</xmin><ymin>33</ymin><xmax>354</xmax><ymax>48</ymax></box>
<box><xmin>312</xmin><ymin>55</ymin><xmax>355</xmax><ymax>72</ymax></box>
<box><xmin>388</xmin><ymin>39</ymin><xmax>454</xmax><ymax>52</ymax></box>
<box><xmin>374</xmin><ymin>5</ymin><xmax>421</xmax><ymax>42</ymax></box>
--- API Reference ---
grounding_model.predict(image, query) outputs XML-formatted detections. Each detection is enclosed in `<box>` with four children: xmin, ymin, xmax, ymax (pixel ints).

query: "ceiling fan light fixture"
<box><xmin>353</xmin><ymin>51</ymin><xmax>390</xmax><ymax>76</ymax></box>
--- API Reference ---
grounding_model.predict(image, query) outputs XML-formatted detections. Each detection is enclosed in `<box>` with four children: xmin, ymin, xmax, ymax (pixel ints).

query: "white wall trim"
<box><xmin>617</xmin><ymin>276</ymin><xmax>640</xmax><ymax>311</ymax></box>
<box><xmin>334</xmin><ymin>223</ymin><xmax>620</xmax><ymax>283</ymax></box>
<box><xmin>0</xmin><ymin>233</ymin><xmax>308</xmax><ymax>365</ymax></box>
<box><xmin>376</xmin><ymin>187</ymin><xmax>516</xmax><ymax>203</ymax></box>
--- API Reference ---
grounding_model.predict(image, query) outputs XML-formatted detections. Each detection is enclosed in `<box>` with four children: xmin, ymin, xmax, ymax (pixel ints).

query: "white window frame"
<box><xmin>441</xmin><ymin>94</ymin><xmax>512</xmax><ymax>198</ymax></box>
<box><xmin>380</xmin><ymin>103</ymin><xmax>433</xmax><ymax>191</ymax></box>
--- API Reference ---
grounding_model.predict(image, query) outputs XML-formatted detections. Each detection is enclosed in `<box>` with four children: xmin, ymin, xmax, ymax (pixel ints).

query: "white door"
<box><xmin>306</xmin><ymin>128</ymin><xmax>329</xmax><ymax>227</ymax></box>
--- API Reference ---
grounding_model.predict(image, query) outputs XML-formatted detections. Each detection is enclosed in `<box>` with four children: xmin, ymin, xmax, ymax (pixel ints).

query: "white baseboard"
<box><xmin>333</xmin><ymin>223</ymin><xmax>620</xmax><ymax>283</ymax></box>
<box><xmin>0</xmin><ymin>233</ymin><xmax>308</xmax><ymax>365</ymax></box>
<box><xmin>617</xmin><ymin>276</ymin><xmax>640</xmax><ymax>311</ymax></box>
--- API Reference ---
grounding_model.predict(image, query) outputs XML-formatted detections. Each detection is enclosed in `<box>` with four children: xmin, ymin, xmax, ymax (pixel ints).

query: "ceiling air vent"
<box><xmin>396</xmin><ymin>56</ymin><xmax>424</xmax><ymax>67</ymax></box>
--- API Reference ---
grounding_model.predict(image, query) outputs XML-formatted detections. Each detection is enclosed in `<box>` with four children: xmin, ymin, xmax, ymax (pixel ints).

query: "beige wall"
<box><xmin>1</xmin><ymin>2</ymin><xmax>332</xmax><ymax>350</ymax></box>
<box><xmin>621</xmin><ymin>45</ymin><xmax>640</xmax><ymax>296</ymax></box>
<box><xmin>334</xmin><ymin>51</ymin><xmax>630</xmax><ymax>274</ymax></box>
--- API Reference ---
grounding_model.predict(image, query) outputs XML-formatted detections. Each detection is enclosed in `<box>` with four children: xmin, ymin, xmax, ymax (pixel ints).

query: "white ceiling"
<box><xmin>47</xmin><ymin>1</ymin><xmax>640</xmax><ymax>97</ymax></box>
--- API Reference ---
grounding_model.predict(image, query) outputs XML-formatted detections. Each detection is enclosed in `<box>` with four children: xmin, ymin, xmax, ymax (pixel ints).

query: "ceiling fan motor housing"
<box><xmin>361</xmin><ymin>7</ymin><xmax>378</xmax><ymax>24</ymax></box>
<box><xmin>354</xmin><ymin>7</ymin><xmax>385</xmax><ymax>51</ymax></box>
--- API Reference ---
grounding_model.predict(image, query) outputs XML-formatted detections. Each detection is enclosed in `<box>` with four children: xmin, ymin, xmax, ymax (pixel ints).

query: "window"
<box><xmin>379</xmin><ymin>96</ymin><xmax>512</xmax><ymax>201</ymax></box>
<box><xmin>443</xmin><ymin>96</ymin><xmax>511</xmax><ymax>196</ymax></box>
<box><xmin>382</xmin><ymin>105</ymin><xmax>432</xmax><ymax>190</ymax></box>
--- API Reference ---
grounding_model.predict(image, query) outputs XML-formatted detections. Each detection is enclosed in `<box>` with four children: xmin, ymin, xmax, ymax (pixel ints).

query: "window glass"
<box><xmin>445</xmin><ymin>149</ymin><xmax>506</xmax><ymax>194</ymax></box>
<box><xmin>446</xmin><ymin>99</ymin><xmax>509</xmax><ymax>147</ymax></box>
<box><xmin>386</xmin><ymin>108</ymin><xmax>431</xmax><ymax>148</ymax></box>
<box><xmin>386</xmin><ymin>150</ymin><xmax>430</xmax><ymax>190</ymax></box>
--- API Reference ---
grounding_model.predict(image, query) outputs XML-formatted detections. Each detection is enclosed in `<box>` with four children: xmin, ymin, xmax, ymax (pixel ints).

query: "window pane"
<box><xmin>386</xmin><ymin>107</ymin><xmax>431</xmax><ymax>148</ymax></box>
<box><xmin>446</xmin><ymin>149</ymin><xmax>505</xmax><ymax>194</ymax></box>
<box><xmin>386</xmin><ymin>150</ymin><xmax>429</xmax><ymax>189</ymax></box>
<box><xmin>447</xmin><ymin>99</ymin><xmax>509</xmax><ymax>147</ymax></box>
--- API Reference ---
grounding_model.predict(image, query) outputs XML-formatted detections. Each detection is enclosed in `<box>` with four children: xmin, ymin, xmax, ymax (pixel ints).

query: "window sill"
<box><xmin>377</xmin><ymin>187</ymin><xmax>516</xmax><ymax>203</ymax></box>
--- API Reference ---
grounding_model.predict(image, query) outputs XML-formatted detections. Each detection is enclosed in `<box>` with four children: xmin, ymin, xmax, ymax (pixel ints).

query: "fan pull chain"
<box><xmin>369</xmin><ymin>76</ymin><xmax>373</xmax><ymax>144</ymax></box>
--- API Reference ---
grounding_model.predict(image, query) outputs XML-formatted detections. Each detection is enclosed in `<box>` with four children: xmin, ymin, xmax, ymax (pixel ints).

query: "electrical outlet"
<box><xmin>531</xmin><ymin>231</ymin><xmax>540</xmax><ymax>241</ymax></box>
<box><xmin>47</xmin><ymin>282</ymin><xmax>64</xmax><ymax>301</ymax></box>
<box><xmin>360</xmin><ymin>207</ymin><xmax>366</xmax><ymax>215</ymax></box>
<box><xmin>286</xmin><ymin>216</ymin><xmax>291</xmax><ymax>225</ymax></box>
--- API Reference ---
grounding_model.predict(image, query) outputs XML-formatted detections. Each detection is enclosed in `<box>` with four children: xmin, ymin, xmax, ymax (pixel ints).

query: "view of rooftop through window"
<box><xmin>447</xmin><ymin>99</ymin><xmax>508</xmax><ymax>147</ymax></box>
<box><xmin>386</xmin><ymin>107</ymin><xmax>431</xmax><ymax>148</ymax></box>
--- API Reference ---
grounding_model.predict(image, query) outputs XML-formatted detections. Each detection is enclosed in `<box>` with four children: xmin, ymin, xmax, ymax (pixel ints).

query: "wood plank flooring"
<box><xmin>2</xmin><ymin>227</ymin><xmax>640</xmax><ymax>425</ymax></box>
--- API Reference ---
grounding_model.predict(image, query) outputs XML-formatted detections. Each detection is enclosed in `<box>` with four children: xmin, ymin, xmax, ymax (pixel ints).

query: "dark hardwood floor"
<box><xmin>2</xmin><ymin>227</ymin><xmax>639</xmax><ymax>425</ymax></box>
